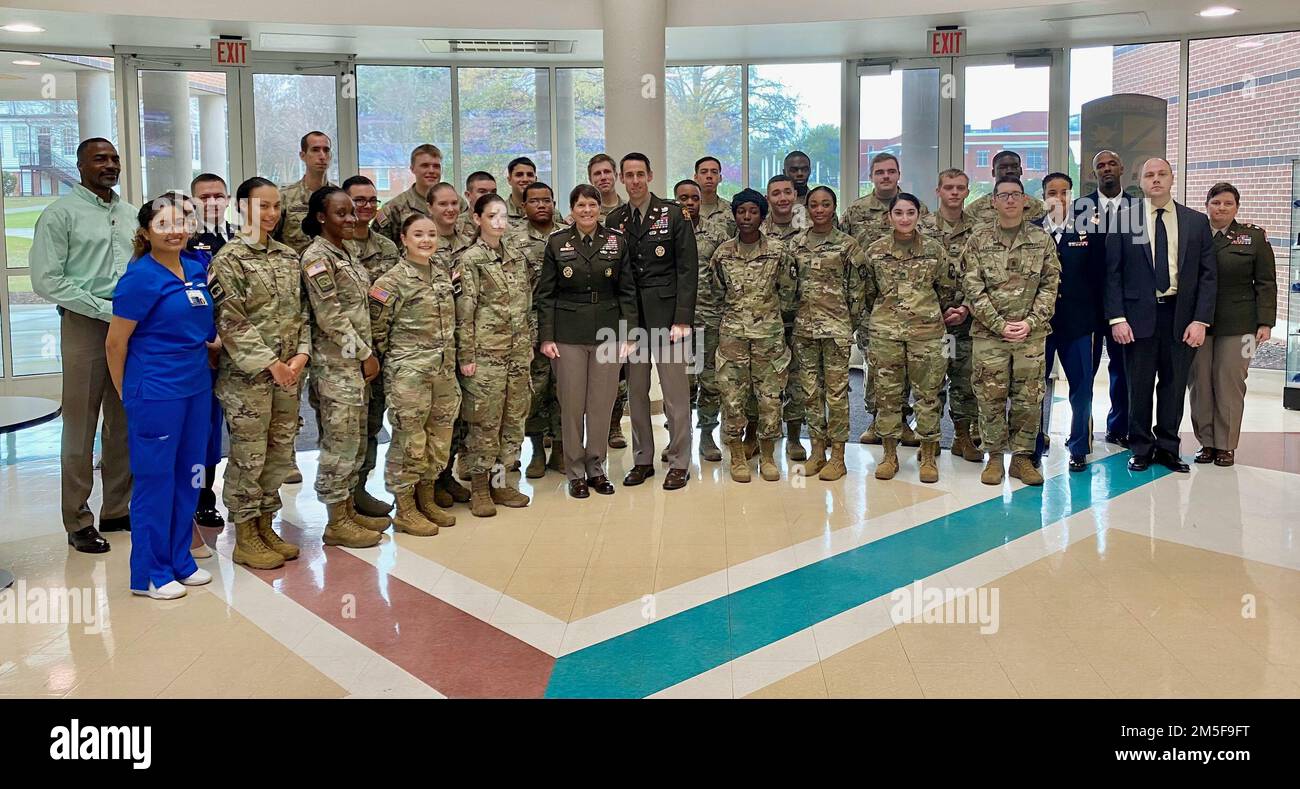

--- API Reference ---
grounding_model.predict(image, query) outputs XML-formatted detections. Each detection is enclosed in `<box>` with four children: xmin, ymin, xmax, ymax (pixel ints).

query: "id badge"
<box><xmin>185</xmin><ymin>288</ymin><xmax>209</xmax><ymax>307</ymax></box>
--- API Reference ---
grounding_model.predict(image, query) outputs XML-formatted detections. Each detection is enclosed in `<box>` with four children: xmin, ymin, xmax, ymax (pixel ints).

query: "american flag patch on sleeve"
<box><xmin>369</xmin><ymin>286</ymin><xmax>392</xmax><ymax>304</ymax></box>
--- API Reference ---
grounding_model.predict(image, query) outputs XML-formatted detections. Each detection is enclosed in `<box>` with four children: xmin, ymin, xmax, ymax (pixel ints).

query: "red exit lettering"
<box><xmin>930</xmin><ymin>30</ymin><xmax>964</xmax><ymax>57</ymax></box>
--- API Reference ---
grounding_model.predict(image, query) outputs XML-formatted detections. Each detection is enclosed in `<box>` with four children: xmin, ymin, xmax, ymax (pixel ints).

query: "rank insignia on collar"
<box><xmin>562</xmin><ymin>266</ymin><xmax>574</xmax><ymax>278</ymax></box>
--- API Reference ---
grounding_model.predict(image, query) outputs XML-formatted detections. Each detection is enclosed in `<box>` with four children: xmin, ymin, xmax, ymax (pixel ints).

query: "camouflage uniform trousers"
<box><xmin>717</xmin><ymin>334</ymin><xmax>790</xmax><ymax>443</ymax></box>
<box><xmin>972</xmin><ymin>336</ymin><xmax>1047</xmax><ymax>454</ymax></box>
<box><xmin>461</xmin><ymin>347</ymin><xmax>533</xmax><ymax>476</ymax></box>
<box><xmin>794</xmin><ymin>336</ymin><xmax>852</xmax><ymax>444</ymax></box>
<box><xmin>384</xmin><ymin>359</ymin><xmax>462</xmax><ymax>495</ymax></box>
<box><xmin>216</xmin><ymin>370</ymin><xmax>302</xmax><ymax>524</ymax></box>
<box><xmin>782</xmin><ymin>325</ymin><xmax>802</xmax><ymax>423</ymax></box>
<box><xmin>940</xmin><ymin>321</ymin><xmax>979</xmax><ymax>429</ymax></box>
<box><xmin>525</xmin><ymin>348</ymin><xmax>562</xmax><ymax>438</ymax></box>
<box><xmin>315</xmin><ymin>370</ymin><xmax>369</xmax><ymax>505</ymax></box>
<box><xmin>868</xmin><ymin>336</ymin><xmax>945</xmax><ymax>441</ymax></box>
<box><xmin>694</xmin><ymin>323</ymin><xmax>722</xmax><ymax>432</ymax></box>
<box><xmin>856</xmin><ymin>328</ymin><xmax>914</xmax><ymax>424</ymax></box>
<box><xmin>360</xmin><ymin>376</ymin><xmax>385</xmax><ymax>482</ymax></box>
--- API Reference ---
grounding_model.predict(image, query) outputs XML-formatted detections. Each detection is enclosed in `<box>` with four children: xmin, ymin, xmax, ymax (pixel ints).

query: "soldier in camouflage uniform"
<box><xmin>274</xmin><ymin>131</ymin><xmax>335</xmax><ymax>256</ymax></box>
<box><xmin>674</xmin><ymin>178</ymin><xmax>730</xmax><ymax>462</ymax></box>
<box><xmin>965</xmin><ymin>150</ymin><xmax>1048</xmax><ymax>227</ymax></box>
<box><xmin>369</xmin><ymin>214</ymin><xmax>460</xmax><ymax>536</ymax></box>
<box><xmin>713</xmin><ymin>189</ymin><xmax>797</xmax><ymax>483</ymax></box>
<box><xmin>300</xmin><ymin>187</ymin><xmax>386</xmax><ymax>548</ymax></box>
<box><xmin>210</xmin><ymin>178</ymin><xmax>311</xmax><ymax>571</ymax></box>
<box><xmin>762</xmin><ymin>174</ymin><xmax>808</xmax><ymax>462</ymax></box>
<box><xmin>919</xmin><ymin>168</ymin><xmax>983</xmax><ymax>462</ymax></box>
<box><xmin>694</xmin><ymin>156</ymin><xmax>737</xmax><ymax>239</ymax></box>
<box><xmin>455</xmin><ymin>194</ymin><xmax>534</xmax><ymax>517</ymax></box>
<box><xmin>862</xmin><ymin>193</ymin><xmax>959</xmax><ymax>484</ymax></box>
<box><xmin>842</xmin><ymin>153</ymin><xmax>931</xmax><ymax>446</ymax></box>
<box><xmin>372</xmin><ymin>143</ymin><xmax>444</xmax><ymax>248</ymax></box>
<box><xmin>505</xmin><ymin>157</ymin><xmax>537</xmax><ymax>229</ymax></box>
<box><xmin>961</xmin><ymin>176</ymin><xmax>1061</xmax><ymax>487</ymax></box>
<box><xmin>790</xmin><ymin>186</ymin><xmax>867</xmax><ymax>481</ymax></box>
<box><xmin>342</xmin><ymin>175</ymin><xmax>401</xmax><ymax>519</ymax></box>
<box><xmin>507</xmin><ymin>181</ymin><xmax>568</xmax><ymax>478</ymax></box>
<box><xmin>456</xmin><ymin>171</ymin><xmax>498</xmax><ymax>239</ymax></box>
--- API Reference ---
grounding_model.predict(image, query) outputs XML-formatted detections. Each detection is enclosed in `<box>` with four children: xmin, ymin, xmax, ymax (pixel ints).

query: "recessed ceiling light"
<box><xmin>1</xmin><ymin>23</ymin><xmax>45</xmax><ymax>33</ymax></box>
<box><xmin>11</xmin><ymin>59</ymin><xmax>40</xmax><ymax>66</ymax></box>
<box><xmin>1198</xmin><ymin>6</ymin><xmax>1238</xmax><ymax>17</ymax></box>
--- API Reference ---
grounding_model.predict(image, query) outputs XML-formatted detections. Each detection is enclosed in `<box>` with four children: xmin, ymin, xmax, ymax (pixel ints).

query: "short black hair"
<box><xmin>508</xmin><ymin>157</ymin><xmax>537</xmax><ymax>177</ymax></box>
<box><xmin>994</xmin><ymin>175</ymin><xmax>1025</xmax><ymax>194</ymax></box>
<box><xmin>619</xmin><ymin>152</ymin><xmax>652</xmax><ymax>173</ymax></box>
<box><xmin>807</xmin><ymin>185</ymin><xmax>837</xmax><ymax>209</ymax></box>
<box><xmin>992</xmin><ymin>150</ymin><xmax>1021</xmax><ymax>168</ymax></box>
<box><xmin>466</xmin><ymin>171</ymin><xmax>496</xmax><ymax>190</ymax></box>
<box><xmin>341</xmin><ymin>175</ymin><xmax>375</xmax><ymax>192</ymax></box>
<box><xmin>523</xmin><ymin>181</ymin><xmax>553</xmax><ymax>201</ymax></box>
<box><xmin>1041</xmin><ymin>172</ymin><xmax>1072</xmax><ymax>193</ymax></box>
<box><xmin>766</xmin><ymin>174</ymin><xmax>795</xmax><ymax>190</ymax></box>
<box><xmin>694</xmin><ymin>156</ymin><xmax>721</xmax><ymax>172</ymax></box>
<box><xmin>1205</xmin><ymin>181</ymin><xmax>1241</xmax><ymax>205</ymax></box>
<box><xmin>235</xmin><ymin>176</ymin><xmax>277</xmax><ymax>204</ymax></box>
<box><xmin>190</xmin><ymin>172</ymin><xmax>226</xmax><ymax>193</ymax></box>
<box><xmin>473</xmin><ymin>192</ymin><xmax>507</xmax><ymax>216</ymax></box>
<box><xmin>570</xmin><ymin>183</ymin><xmax>600</xmax><ymax>209</ymax></box>
<box><xmin>76</xmin><ymin>137</ymin><xmax>114</xmax><ymax>159</ymax></box>
<box><xmin>888</xmin><ymin>192</ymin><xmax>923</xmax><ymax>213</ymax></box>
<box><xmin>783</xmin><ymin>150</ymin><xmax>810</xmax><ymax>164</ymax></box>
<box><xmin>300</xmin><ymin>131</ymin><xmax>331</xmax><ymax>152</ymax></box>
<box><xmin>673</xmin><ymin>179</ymin><xmax>701</xmax><ymax>196</ymax></box>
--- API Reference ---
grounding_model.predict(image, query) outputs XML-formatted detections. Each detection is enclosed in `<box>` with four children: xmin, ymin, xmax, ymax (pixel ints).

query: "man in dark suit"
<box><xmin>187</xmin><ymin>173</ymin><xmax>235</xmax><ymax>256</ymax></box>
<box><xmin>1105</xmin><ymin>157</ymin><xmax>1217</xmax><ymax>472</ymax></box>
<box><xmin>1033</xmin><ymin>172</ymin><xmax>1102</xmax><ymax>472</ymax></box>
<box><xmin>1078</xmin><ymin>150</ymin><xmax>1132</xmax><ymax>447</ymax></box>
<box><xmin>606</xmin><ymin>153</ymin><xmax>699</xmax><ymax>491</ymax></box>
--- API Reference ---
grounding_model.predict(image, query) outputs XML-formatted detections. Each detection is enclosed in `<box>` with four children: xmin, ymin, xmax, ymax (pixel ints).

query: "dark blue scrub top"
<box><xmin>113</xmin><ymin>251</ymin><xmax>216</xmax><ymax>402</ymax></box>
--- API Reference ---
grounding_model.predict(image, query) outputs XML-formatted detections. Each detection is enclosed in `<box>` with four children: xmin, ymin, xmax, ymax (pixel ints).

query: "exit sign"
<box><xmin>212</xmin><ymin>38</ymin><xmax>250</xmax><ymax>67</ymax></box>
<box><xmin>928</xmin><ymin>28</ymin><xmax>966</xmax><ymax>57</ymax></box>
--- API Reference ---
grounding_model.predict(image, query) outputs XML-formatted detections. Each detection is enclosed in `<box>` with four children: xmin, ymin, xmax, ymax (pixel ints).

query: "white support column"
<box><xmin>198</xmin><ymin>92</ymin><xmax>227</xmax><ymax>180</ymax></box>
<box><xmin>139</xmin><ymin>70</ymin><xmax>194</xmax><ymax>197</ymax></box>
<box><xmin>602</xmin><ymin>0</ymin><xmax>665</xmax><ymax>182</ymax></box>
<box><xmin>74</xmin><ymin>69</ymin><xmax>114</xmax><ymax>142</ymax></box>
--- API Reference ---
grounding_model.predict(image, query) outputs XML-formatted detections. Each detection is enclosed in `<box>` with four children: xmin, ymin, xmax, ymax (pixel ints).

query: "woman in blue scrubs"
<box><xmin>106</xmin><ymin>194</ymin><xmax>218</xmax><ymax>600</ymax></box>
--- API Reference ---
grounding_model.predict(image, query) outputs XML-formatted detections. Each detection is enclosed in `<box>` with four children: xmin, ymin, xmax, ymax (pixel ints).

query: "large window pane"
<box><xmin>1189</xmin><ymin>32</ymin><xmax>1300</xmax><ymax>344</ymax></box>
<box><xmin>555</xmin><ymin>68</ymin><xmax>604</xmax><ymax>204</ymax></box>
<box><xmin>963</xmin><ymin>63</ymin><xmax>1049</xmax><ymax>202</ymax></box>
<box><xmin>138</xmin><ymin>70</ymin><xmax>228</xmax><ymax>198</ymax></box>
<box><xmin>1069</xmin><ymin>43</ymin><xmax>1180</xmax><ymax>193</ymax></box>
<box><xmin>253</xmin><ymin>73</ymin><xmax>339</xmax><ymax>186</ymax></box>
<box><xmin>458</xmin><ymin>68</ymin><xmax>552</xmax><ymax>190</ymax></box>
<box><xmin>356</xmin><ymin>65</ymin><xmax>452</xmax><ymax>201</ymax></box>
<box><xmin>7</xmin><ymin>275</ymin><xmax>59</xmax><ymax>376</ymax></box>
<box><xmin>748</xmin><ymin>63</ymin><xmax>841</xmax><ymax>192</ymax></box>
<box><xmin>857</xmin><ymin>68</ymin><xmax>940</xmax><ymax>199</ymax></box>
<box><xmin>666</xmin><ymin>65</ymin><xmax>743</xmax><ymax>199</ymax></box>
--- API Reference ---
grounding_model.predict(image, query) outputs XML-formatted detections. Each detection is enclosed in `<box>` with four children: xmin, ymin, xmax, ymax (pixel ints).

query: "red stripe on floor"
<box><xmin>245</xmin><ymin>522</ymin><xmax>554</xmax><ymax>698</ymax></box>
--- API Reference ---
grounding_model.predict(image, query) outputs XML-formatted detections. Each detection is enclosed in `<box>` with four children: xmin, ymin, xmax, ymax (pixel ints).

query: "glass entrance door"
<box><xmin>855</xmin><ymin>58</ymin><xmax>949</xmax><ymax>200</ymax></box>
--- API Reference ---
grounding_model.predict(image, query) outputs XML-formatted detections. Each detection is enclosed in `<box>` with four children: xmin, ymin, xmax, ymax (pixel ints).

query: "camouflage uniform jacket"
<box><xmin>301</xmin><ymin>236</ymin><xmax>374</xmax><ymax>407</ymax></box>
<box><xmin>368</xmin><ymin>257</ymin><xmax>457</xmax><ymax>368</ymax></box>
<box><xmin>790</xmin><ymin>228</ymin><xmax>868</xmax><ymax>340</ymax></box>
<box><xmin>842</xmin><ymin>191</ymin><xmax>930</xmax><ymax>250</ymax></box>
<box><xmin>699</xmin><ymin>196</ymin><xmax>736</xmax><ymax>239</ymax></box>
<box><xmin>710</xmin><ymin>234</ymin><xmax>797</xmax><ymax>340</ymax></box>
<box><xmin>862</xmin><ymin>233</ymin><xmax>959</xmax><ymax>342</ymax></box>
<box><xmin>454</xmin><ymin>236</ymin><xmax>533</xmax><ymax>367</ymax></box>
<box><xmin>506</xmin><ymin>218</ymin><xmax>569</xmax><ymax>342</ymax></box>
<box><xmin>275</xmin><ymin>176</ymin><xmax>334</xmax><ymax>255</ymax></box>
<box><xmin>965</xmin><ymin>192</ymin><xmax>1047</xmax><ymax>227</ymax></box>
<box><xmin>346</xmin><ymin>230</ymin><xmax>400</xmax><ymax>284</ymax></box>
<box><xmin>959</xmin><ymin>221</ymin><xmax>1061</xmax><ymax>341</ymax></box>
<box><xmin>372</xmin><ymin>184</ymin><xmax>433</xmax><ymax>248</ymax></box>
<box><xmin>209</xmin><ymin>234</ymin><xmax>311</xmax><ymax>377</ymax></box>
<box><xmin>692</xmin><ymin>219</ymin><xmax>732</xmax><ymax>328</ymax></box>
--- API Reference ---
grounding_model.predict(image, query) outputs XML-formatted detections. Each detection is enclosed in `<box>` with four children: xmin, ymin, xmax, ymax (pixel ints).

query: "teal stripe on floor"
<box><xmin>545</xmin><ymin>452</ymin><xmax>1170</xmax><ymax>698</ymax></box>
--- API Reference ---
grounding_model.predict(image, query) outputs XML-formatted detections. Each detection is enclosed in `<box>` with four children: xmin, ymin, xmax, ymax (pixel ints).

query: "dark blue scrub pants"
<box><xmin>1036</xmin><ymin>332</ymin><xmax>1095</xmax><ymax>461</ymax></box>
<box><xmin>126</xmin><ymin>390</ymin><xmax>211</xmax><ymax>591</ymax></box>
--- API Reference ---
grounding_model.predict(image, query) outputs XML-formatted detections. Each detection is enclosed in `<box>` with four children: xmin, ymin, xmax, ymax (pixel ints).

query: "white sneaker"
<box><xmin>179</xmin><ymin>568</ymin><xmax>212</xmax><ymax>586</ymax></box>
<box><xmin>190</xmin><ymin>543</ymin><xmax>213</xmax><ymax>559</ymax></box>
<box><xmin>132</xmin><ymin>581</ymin><xmax>187</xmax><ymax>600</ymax></box>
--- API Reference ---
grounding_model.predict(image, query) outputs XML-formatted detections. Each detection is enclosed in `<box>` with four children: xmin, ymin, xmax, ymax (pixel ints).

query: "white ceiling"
<box><xmin>0</xmin><ymin>0</ymin><xmax>1295</xmax><ymax>62</ymax></box>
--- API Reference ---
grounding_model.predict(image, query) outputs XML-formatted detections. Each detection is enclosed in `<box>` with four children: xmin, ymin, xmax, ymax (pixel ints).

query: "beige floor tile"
<box><xmin>981</xmin><ymin>625</ymin><xmax>1082</xmax><ymax>664</ymax></box>
<box><xmin>244</xmin><ymin>654</ymin><xmax>350</xmax><ymax>699</ymax></box>
<box><xmin>1001</xmin><ymin>661</ymin><xmax>1114</xmax><ymax>698</ymax></box>
<box><xmin>569</xmin><ymin>591</ymin><xmax>640</xmax><ymax>621</ymax></box>
<box><xmin>505</xmin><ymin>565</ymin><xmax>587</xmax><ymax>596</ymax></box>
<box><xmin>64</xmin><ymin>652</ymin><xmax>202</xmax><ymax>698</ymax></box>
<box><xmin>511</xmin><ymin>588</ymin><xmax>581</xmax><ymax>621</ymax></box>
<box><xmin>896</xmin><ymin>623</ymin><xmax>1000</xmax><ymax>664</ymax></box>
<box><xmin>446</xmin><ymin>561</ymin><xmax>520</xmax><ymax>590</ymax></box>
<box><xmin>654</xmin><ymin>564</ymin><xmax>717</xmax><ymax>593</ymax></box>
<box><xmin>576</xmin><ymin>565</ymin><xmax>656</xmax><ymax>598</ymax></box>
<box><xmin>744</xmin><ymin>664</ymin><xmax>829</xmax><ymax>698</ymax></box>
<box><xmin>1089</xmin><ymin>657</ymin><xmax>1208</xmax><ymax>698</ymax></box>
<box><xmin>158</xmin><ymin>653</ymin><xmax>281</xmax><ymax>699</ymax></box>
<box><xmin>911</xmin><ymin>661</ymin><xmax>1018</xmax><ymax>698</ymax></box>
<box><xmin>517</xmin><ymin>540</ymin><xmax>595</xmax><ymax>569</ymax></box>
<box><xmin>822</xmin><ymin>657</ymin><xmax>925</xmax><ymax>698</ymax></box>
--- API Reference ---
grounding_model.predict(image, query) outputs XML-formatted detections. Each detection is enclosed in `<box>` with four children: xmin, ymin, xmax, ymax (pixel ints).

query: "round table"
<box><xmin>0</xmin><ymin>396</ymin><xmax>61</xmax><ymax>590</ymax></box>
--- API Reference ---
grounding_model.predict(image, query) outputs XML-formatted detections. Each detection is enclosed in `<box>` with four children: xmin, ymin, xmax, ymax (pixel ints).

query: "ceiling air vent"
<box><xmin>422</xmin><ymin>39</ymin><xmax>575</xmax><ymax>55</ymax></box>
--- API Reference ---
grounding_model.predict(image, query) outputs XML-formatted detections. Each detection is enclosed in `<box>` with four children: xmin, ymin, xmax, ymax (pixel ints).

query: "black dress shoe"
<box><xmin>1069</xmin><ymin>456</ymin><xmax>1087</xmax><ymax>473</ymax></box>
<box><xmin>623</xmin><ymin>464</ymin><xmax>655</xmax><ymax>486</ymax></box>
<box><xmin>587</xmin><ymin>475</ymin><xmax>616</xmax><ymax>495</ymax></box>
<box><xmin>98</xmin><ymin>515</ymin><xmax>131</xmax><ymax>532</ymax></box>
<box><xmin>1153</xmin><ymin>448</ymin><xmax>1190</xmax><ymax>473</ymax></box>
<box><xmin>1194</xmin><ymin>447</ymin><xmax>1216</xmax><ymax>464</ymax></box>
<box><xmin>1127</xmin><ymin>454</ymin><xmax>1152</xmax><ymax>472</ymax></box>
<box><xmin>662</xmin><ymin>468</ymin><xmax>689</xmax><ymax>491</ymax></box>
<box><xmin>568</xmin><ymin>479</ymin><xmax>590</xmax><ymax>499</ymax></box>
<box><xmin>194</xmin><ymin>507</ymin><xmax>225</xmax><ymax>529</ymax></box>
<box><xmin>1104</xmin><ymin>432</ymin><xmax>1129</xmax><ymax>448</ymax></box>
<box><xmin>68</xmin><ymin>526</ymin><xmax>110</xmax><ymax>553</ymax></box>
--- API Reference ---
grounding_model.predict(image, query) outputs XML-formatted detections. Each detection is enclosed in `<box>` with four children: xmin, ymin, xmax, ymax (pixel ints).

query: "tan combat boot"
<box><xmin>758</xmin><ymin>439</ymin><xmax>780</xmax><ymax>482</ymax></box>
<box><xmin>323</xmin><ymin>502</ymin><xmax>382</xmax><ymax>548</ymax></box>
<box><xmin>233</xmin><ymin>518</ymin><xmax>285</xmax><ymax>570</ymax></box>
<box><xmin>742</xmin><ymin>419</ymin><xmax>760</xmax><ymax>459</ymax></box>
<box><xmin>858</xmin><ymin>422</ymin><xmax>881</xmax><ymax>444</ymax></box>
<box><xmin>1009</xmin><ymin>454</ymin><xmax>1044</xmax><ymax>486</ymax></box>
<box><xmin>900</xmin><ymin>422</ymin><xmax>921</xmax><ymax>447</ymax></box>
<box><xmin>470</xmin><ymin>473</ymin><xmax>496</xmax><ymax>518</ymax></box>
<box><xmin>525</xmin><ymin>435</ymin><xmax>547</xmax><ymax>479</ymax></box>
<box><xmin>820</xmin><ymin>442</ymin><xmax>847</xmax><ymax>481</ymax></box>
<box><xmin>348</xmin><ymin>496</ymin><xmax>391</xmax><ymax>533</ymax></box>
<box><xmin>785</xmin><ymin>420</ymin><xmax>807</xmax><ymax>462</ymax></box>
<box><xmin>981</xmin><ymin>454</ymin><xmax>1005</xmax><ymax>485</ymax></box>
<box><xmin>875</xmin><ymin>437</ymin><xmax>900</xmax><ymax>480</ymax></box>
<box><xmin>547</xmin><ymin>441</ymin><xmax>565</xmax><ymax>472</ymax></box>
<box><xmin>803</xmin><ymin>439</ymin><xmax>827</xmax><ymax>477</ymax></box>
<box><xmin>393</xmin><ymin>491</ymin><xmax>439</xmax><ymax>537</ymax></box>
<box><xmin>490</xmin><ymin>475</ymin><xmax>531</xmax><ymax>508</ymax></box>
<box><xmin>257</xmin><ymin>513</ymin><xmax>299</xmax><ymax>560</ymax></box>
<box><xmin>918</xmin><ymin>440</ymin><xmax>940</xmax><ymax>484</ymax></box>
<box><xmin>727</xmin><ymin>442</ymin><xmax>751</xmax><ymax>483</ymax></box>
<box><xmin>951</xmin><ymin>421</ymin><xmax>984</xmax><ymax>463</ymax></box>
<box><xmin>415</xmin><ymin>480</ymin><xmax>456</xmax><ymax>528</ymax></box>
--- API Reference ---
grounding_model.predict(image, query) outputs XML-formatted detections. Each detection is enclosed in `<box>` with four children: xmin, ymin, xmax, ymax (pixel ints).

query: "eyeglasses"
<box><xmin>352</xmin><ymin>198</ymin><xmax>381</xmax><ymax>208</ymax></box>
<box><xmin>525</xmin><ymin>198</ymin><xmax>553</xmax><ymax>206</ymax></box>
<box><xmin>993</xmin><ymin>192</ymin><xmax>1024</xmax><ymax>202</ymax></box>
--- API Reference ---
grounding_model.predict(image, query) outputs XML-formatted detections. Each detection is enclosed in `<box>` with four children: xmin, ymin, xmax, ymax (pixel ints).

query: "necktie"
<box><xmin>1154</xmin><ymin>207</ymin><xmax>1171</xmax><ymax>293</ymax></box>
<box><xmin>632</xmin><ymin>208</ymin><xmax>642</xmax><ymax>230</ymax></box>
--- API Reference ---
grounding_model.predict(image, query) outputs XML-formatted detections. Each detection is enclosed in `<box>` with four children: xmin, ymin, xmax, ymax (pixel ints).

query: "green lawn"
<box><xmin>4</xmin><ymin>210</ymin><xmax>43</xmax><ymax>230</ymax></box>
<box><xmin>5</xmin><ymin>237</ymin><xmax>32</xmax><ymax>269</ymax></box>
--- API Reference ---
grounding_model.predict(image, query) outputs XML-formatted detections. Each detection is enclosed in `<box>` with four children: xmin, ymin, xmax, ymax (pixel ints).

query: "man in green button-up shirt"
<box><xmin>29</xmin><ymin>138</ymin><xmax>137</xmax><ymax>553</ymax></box>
